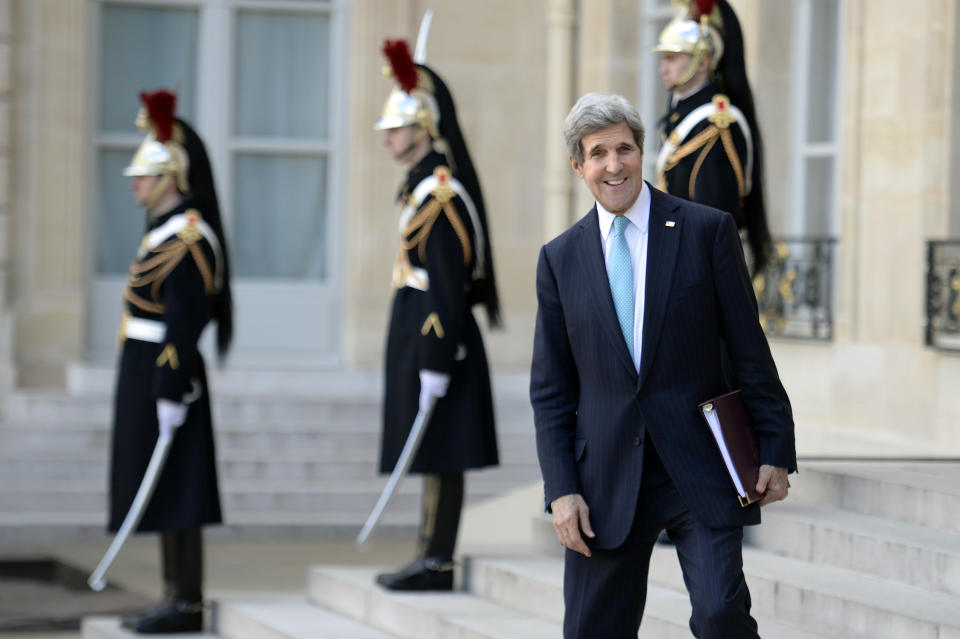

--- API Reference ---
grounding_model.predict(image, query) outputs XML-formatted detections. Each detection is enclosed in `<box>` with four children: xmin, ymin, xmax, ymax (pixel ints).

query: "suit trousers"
<box><xmin>562</xmin><ymin>442</ymin><xmax>759</xmax><ymax>639</ymax></box>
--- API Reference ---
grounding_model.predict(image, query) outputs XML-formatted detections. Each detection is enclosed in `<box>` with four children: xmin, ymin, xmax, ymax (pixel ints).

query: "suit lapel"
<box><xmin>575</xmin><ymin>206</ymin><xmax>637</xmax><ymax>378</ymax></box>
<box><xmin>638</xmin><ymin>187</ymin><xmax>683</xmax><ymax>390</ymax></box>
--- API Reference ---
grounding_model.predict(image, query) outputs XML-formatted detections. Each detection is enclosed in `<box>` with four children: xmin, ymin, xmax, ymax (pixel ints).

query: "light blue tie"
<box><xmin>608</xmin><ymin>215</ymin><xmax>634</xmax><ymax>358</ymax></box>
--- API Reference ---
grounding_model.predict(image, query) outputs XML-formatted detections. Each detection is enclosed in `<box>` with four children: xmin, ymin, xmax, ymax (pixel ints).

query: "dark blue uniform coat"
<box><xmin>379</xmin><ymin>152</ymin><xmax>498</xmax><ymax>475</ymax></box>
<box><xmin>108</xmin><ymin>200</ymin><xmax>222</xmax><ymax>533</ymax></box>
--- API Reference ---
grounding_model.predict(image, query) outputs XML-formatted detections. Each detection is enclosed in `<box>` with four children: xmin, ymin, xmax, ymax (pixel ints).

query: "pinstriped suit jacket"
<box><xmin>530</xmin><ymin>184</ymin><xmax>795</xmax><ymax>550</ymax></box>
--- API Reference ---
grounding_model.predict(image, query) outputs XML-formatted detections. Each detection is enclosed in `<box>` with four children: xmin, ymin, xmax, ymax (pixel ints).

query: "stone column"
<box><xmin>570</xmin><ymin>0</ymin><xmax>640</xmax><ymax>217</ymax></box>
<box><xmin>0</xmin><ymin>0</ymin><xmax>14</xmax><ymax>392</ymax></box>
<box><xmin>543</xmin><ymin>0</ymin><xmax>576</xmax><ymax>242</ymax></box>
<box><xmin>10</xmin><ymin>0</ymin><xmax>89</xmax><ymax>387</ymax></box>
<box><xmin>843</xmin><ymin>0</ymin><xmax>954</xmax><ymax>345</ymax></box>
<box><xmin>341</xmin><ymin>0</ymin><xmax>419</xmax><ymax>368</ymax></box>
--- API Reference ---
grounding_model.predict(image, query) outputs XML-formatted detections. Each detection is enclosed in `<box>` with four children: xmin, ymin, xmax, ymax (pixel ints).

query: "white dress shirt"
<box><xmin>597</xmin><ymin>182</ymin><xmax>651</xmax><ymax>372</ymax></box>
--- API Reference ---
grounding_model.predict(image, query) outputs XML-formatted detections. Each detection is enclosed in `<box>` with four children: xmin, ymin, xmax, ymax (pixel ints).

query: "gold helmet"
<box><xmin>123</xmin><ymin>90</ymin><xmax>190</xmax><ymax>195</ymax></box>
<box><xmin>653</xmin><ymin>0</ymin><xmax>725</xmax><ymax>87</ymax></box>
<box><xmin>373</xmin><ymin>40</ymin><xmax>439</xmax><ymax>138</ymax></box>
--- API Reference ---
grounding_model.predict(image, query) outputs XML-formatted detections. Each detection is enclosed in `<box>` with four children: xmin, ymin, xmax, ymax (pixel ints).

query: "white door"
<box><xmin>89</xmin><ymin>0</ymin><xmax>347</xmax><ymax>369</ymax></box>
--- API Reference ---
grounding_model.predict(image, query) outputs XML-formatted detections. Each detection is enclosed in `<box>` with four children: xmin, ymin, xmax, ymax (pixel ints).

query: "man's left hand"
<box><xmin>756</xmin><ymin>465</ymin><xmax>789</xmax><ymax>506</ymax></box>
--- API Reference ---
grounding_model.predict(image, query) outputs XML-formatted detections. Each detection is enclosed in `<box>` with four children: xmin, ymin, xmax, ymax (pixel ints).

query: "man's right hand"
<box><xmin>551</xmin><ymin>493</ymin><xmax>595</xmax><ymax>557</ymax></box>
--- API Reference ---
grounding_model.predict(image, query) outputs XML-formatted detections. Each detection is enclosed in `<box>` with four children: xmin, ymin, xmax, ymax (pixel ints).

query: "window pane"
<box><xmin>233</xmin><ymin>154</ymin><xmax>328</xmax><ymax>279</ymax></box>
<box><xmin>804</xmin><ymin>156</ymin><xmax>834</xmax><ymax>235</ymax></box>
<box><xmin>806</xmin><ymin>0</ymin><xmax>839</xmax><ymax>143</ymax></box>
<box><xmin>99</xmin><ymin>6</ymin><xmax>198</xmax><ymax>132</ymax></box>
<box><xmin>234</xmin><ymin>11</ymin><xmax>331</xmax><ymax>138</ymax></box>
<box><xmin>96</xmin><ymin>149</ymin><xmax>149</xmax><ymax>275</ymax></box>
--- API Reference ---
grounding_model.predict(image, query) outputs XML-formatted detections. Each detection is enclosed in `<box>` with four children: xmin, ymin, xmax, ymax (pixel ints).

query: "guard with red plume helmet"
<box><xmin>654</xmin><ymin>0</ymin><xmax>772</xmax><ymax>276</ymax></box>
<box><xmin>372</xmin><ymin>11</ymin><xmax>500</xmax><ymax>592</ymax></box>
<box><xmin>108</xmin><ymin>89</ymin><xmax>233</xmax><ymax>633</ymax></box>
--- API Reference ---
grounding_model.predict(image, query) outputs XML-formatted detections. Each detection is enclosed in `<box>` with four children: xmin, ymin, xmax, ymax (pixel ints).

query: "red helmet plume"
<box><xmin>138</xmin><ymin>90</ymin><xmax>177</xmax><ymax>142</ymax></box>
<box><xmin>382</xmin><ymin>40</ymin><xmax>418</xmax><ymax>93</ymax></box>
<box><xmin>693</xmin><ymin>0</ymin><xmax>717</xmax><ymax>17</ymax></box>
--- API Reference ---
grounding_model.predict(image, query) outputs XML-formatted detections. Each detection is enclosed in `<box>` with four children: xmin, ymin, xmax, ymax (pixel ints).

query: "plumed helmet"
<box><xmin>653</xmin><ymin>0</ymin><xmax>725</xmax><ymax>87</ymax></box>
<box><xmin>374</xmin><ymin>40</ymin><xmax>441</xmax><ymax>138</ymax></box>
<box><xmin>123</xmin><ymin>90</ymin><xmax>191</xmax><ymax>194</ymax></box>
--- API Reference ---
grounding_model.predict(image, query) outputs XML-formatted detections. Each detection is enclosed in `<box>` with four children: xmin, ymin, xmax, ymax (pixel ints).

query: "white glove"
<box><xmin>418</xmin><ymin>369</ymin><xmax>450</xmax><ymax>412</ymax></box>
<box><xmin>157</xmin><ymin>399</ymin><xmax>188</xmax><ymax>440</ymax></box>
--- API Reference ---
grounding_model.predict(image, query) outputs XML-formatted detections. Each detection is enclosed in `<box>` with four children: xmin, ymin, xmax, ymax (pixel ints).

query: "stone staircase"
<box><xmin>221</xmin><ymin>460</ymin><xmax>959</xmax><ymax>638</ymax></box>
<box><xmin>0</xmin><ymin>368</ymin><xmax>540</xmax><ymax>542</ymax></box>
<box><xmin>76</xmin><ymin>459</ymin><xmax>960</xmax><ymax>638</ymax></box>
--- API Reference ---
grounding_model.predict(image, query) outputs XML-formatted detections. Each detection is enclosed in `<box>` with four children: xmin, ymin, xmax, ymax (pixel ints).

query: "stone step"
<box><xmin>0</xmin><ymin>475</ymin><xmax>533</xmax><ymax>513</ymax></box>
<box><xmin>464</xmin><ymin>554</ymin><xmax>839</xmax><ymax>639</ymax></box>
<box><xmin>307</xmin><ymin>565</ymin><xmax>562</xmax><ymax>639</ymax></box>
<box><xmin>792</xmin><ymin>460</ymin><xmax>960</xmax><ymax>532</ymax></box>
<box><xmin>0</xmin><ymin>425</ymin><xmax>537</xmax><ymax>457</ymax></box>
<box><xmin>0</xmin><ymin>448</ymin><xmax>540</xmax><ymax>483</ymax></box>
<box><xmin>646</xmin><ymin>543</ymin><xmax>960</xmax><ymax>639</ymax></box>
<box><xmin>214</xmin><ymin>595</ymin><xmax>400</xmax><ymax>639</ymax></box>
<box><xmin>3</xmin><ymin>390</ymin><xmax>533</xmax><ymax>427</ymax></box>
<box><xmin>81</xmin><ymin>615</ymin><xmax>217</xmax><ymax>638</ymax></box>
<box><xmin>0</xmin><ymin>509</ymin><xmax>419</xmax><ymax>543</ymax></box>
<box><xmin>64</xmin><ymin>364</ymin><xmax>533</xmax><ymax>404</ymax></box>
<box><xmin>744</xmin><ymin>501</ymin><xmax>960</xmax><ymax>596</ymax></box>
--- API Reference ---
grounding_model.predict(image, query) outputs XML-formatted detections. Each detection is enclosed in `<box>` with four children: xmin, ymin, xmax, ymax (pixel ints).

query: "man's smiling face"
<box><xmin>570</xmin><ymin>121</ymin><xmax>644</xmax><ymax>215</ymax></box>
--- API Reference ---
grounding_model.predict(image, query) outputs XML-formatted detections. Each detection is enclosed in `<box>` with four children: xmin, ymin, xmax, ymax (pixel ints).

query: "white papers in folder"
<box><xmin>701</xmin><ymin>404</ymin><xmax>749</xmax><ymax>499</ymax></box>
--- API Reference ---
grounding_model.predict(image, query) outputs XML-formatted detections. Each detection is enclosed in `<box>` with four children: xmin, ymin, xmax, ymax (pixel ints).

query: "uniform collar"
<box><xmin>398</xmin><ymin>150</ymin><xmax>446</xmax><ymax>203</ymax></box>
<box><xmin>664</xmin><ymin>83</ymin><xmax>717</xmax><ymax>133</ymax></box>
<box><xmin>149</xmin><ymin>199</ymin><xmax>191</xmax><ymax>231</ymax></box>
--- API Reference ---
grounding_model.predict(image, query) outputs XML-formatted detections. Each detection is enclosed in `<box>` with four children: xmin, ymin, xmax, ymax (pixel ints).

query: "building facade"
<box><xmin>2</xmin><ymin>0</ymin><xmax>959</xmax><ymax>453</ymax></box>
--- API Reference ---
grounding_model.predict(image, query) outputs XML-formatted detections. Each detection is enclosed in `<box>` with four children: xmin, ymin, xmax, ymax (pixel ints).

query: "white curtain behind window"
<box><xmin>99</xmin><ymin>6</ymin><xmax>198</xmax><ymax>131</ymax></box>
<box><xmin>235</xmin><ymin>12</ymin><xmax>330</xmax><ymax>138</ymax></box>
<box><xmin>806</xmin><ymin>0</ymin><xmax>839</xmax><ymax>144</ymax></box>
<box><xmin>232</xmin><ymin>10</ymin><xmax>331</xmax><ymax>280</ymax></box>
<box><xmin>233</xmin><ymin>154</ymin><xmax>328</xmax><ymax>279</ymax></box>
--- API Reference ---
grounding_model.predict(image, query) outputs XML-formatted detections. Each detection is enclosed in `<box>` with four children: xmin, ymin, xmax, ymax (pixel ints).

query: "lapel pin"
<box><xmin>665</xmin><ymin>221</ymin><xmax>676</xmax><ymax>227</ymax></box>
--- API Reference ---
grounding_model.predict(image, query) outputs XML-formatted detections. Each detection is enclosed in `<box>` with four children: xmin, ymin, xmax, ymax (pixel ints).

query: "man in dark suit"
<box><xmin>530</xmin><ymin>92</ymin><xmax>795</xmax><ymax>639</ymax></box>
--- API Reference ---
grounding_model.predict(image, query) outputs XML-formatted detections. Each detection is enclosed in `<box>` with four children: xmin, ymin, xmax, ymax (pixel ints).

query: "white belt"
<box><xmin>123</xmin><ymin>316</ymin><xmax>166</xmax><ymax>343</ymax></box>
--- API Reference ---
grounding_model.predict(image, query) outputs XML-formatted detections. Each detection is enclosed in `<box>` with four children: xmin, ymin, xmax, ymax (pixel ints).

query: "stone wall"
<box><xmin>8</xmin><ymin>0</ymin><xmax>89</xmax><ymax>387</ymax></box>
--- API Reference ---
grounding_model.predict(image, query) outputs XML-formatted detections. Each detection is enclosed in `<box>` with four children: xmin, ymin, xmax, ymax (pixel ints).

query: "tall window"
<box><xmin>232</xmin><ymin>9</ymin><xmax>332</xmax><ymax>280</ymax></box>
<box><xmin>91</xmin><ymin>0</ymin><xmax>346</xmax><ymax>366</ymax></box>
<box><xmin>790</xmin><ymin>0</ymin><xmax>844</xmax><ymax>236</ymax></box>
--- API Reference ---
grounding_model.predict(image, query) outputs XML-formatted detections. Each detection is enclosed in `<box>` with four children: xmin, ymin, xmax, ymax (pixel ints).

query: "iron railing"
<box><xmin>753</xmin><ymin>237</ymin><xmax>837</xmax><ymax>341</ymax></box>
<box><xmin>925</xmin><ymin>240</ymin><xmax>960</xmax><ymax>351</ymax></box>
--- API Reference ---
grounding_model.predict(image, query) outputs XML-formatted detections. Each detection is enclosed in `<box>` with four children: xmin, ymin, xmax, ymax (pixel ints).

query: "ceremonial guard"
<box><xmin>108</xmin><ymin>90</ymin><xmax>232</xmax><ymax>633</ymax></box>
<box><xmin>374</xmin><ymin>34</ymin><xmax>501</xmax><ymax>591</ymax></box>
<box><xmin>654</xmin><ymin>0</ymin><xmax>772</xmax><ymax>273</ymax></box>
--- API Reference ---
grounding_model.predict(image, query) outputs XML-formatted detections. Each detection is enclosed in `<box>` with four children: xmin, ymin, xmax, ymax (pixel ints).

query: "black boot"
<box><xmin>123</xmin><ymin>528</ymin><xmax>204</xmax><ymax>633</ymax></box>
<box><xmin>121</xmin><ymin>598</ymin><xmax>203</xmax><ymax>633</ymax></box>
<box><xmin>376</xmin><ymin>474</ymin><xmax>462</xmax><ymax>592</ymax></box>
<box><xmin>375</xmin><ymin>556</ymin><xmax>454</xmax><ymax>591</ymax></box>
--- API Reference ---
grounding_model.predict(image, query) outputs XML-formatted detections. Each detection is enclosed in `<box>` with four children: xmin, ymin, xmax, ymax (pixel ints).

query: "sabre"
<box><xmin>88</xmin><ymin>430</ymin><xmax>174</xmax><ymax>591</ymax></box>
<box><xmin>356</xmin><ymin>396</ymin><xmax>438</xmax><ymax>547</ymax></box>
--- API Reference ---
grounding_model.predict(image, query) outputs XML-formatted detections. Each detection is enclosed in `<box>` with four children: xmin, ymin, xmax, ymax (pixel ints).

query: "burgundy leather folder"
<box><xmin>698</xmin><ymin>390</ymin><xmax>762</xmax><ymax>507</ymax></box>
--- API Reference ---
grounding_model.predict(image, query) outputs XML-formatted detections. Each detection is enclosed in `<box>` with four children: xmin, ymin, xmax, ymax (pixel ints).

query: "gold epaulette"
<box><xmin>706</xmin><ymin>94</ymin><xmax>736</xmax><ymax>129</ymax></box>
<box><xmin>430</xmin><ymin>166</ymin><xmax>457</xmax><ymax>203</ymax></box>
<box><xmin>176</xmin><ymin>209</ymin><xmax>204</xmax><ymax>244</ymax></box>
<box><xmin>400</xmin><ymin>167</ymin><xmax>473</xmax><ymax>265</ymax></box>
<box><xmin>123</xmin><ymin>212</ymin><xmax>217</xmax><ymax>314</ymax></box>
